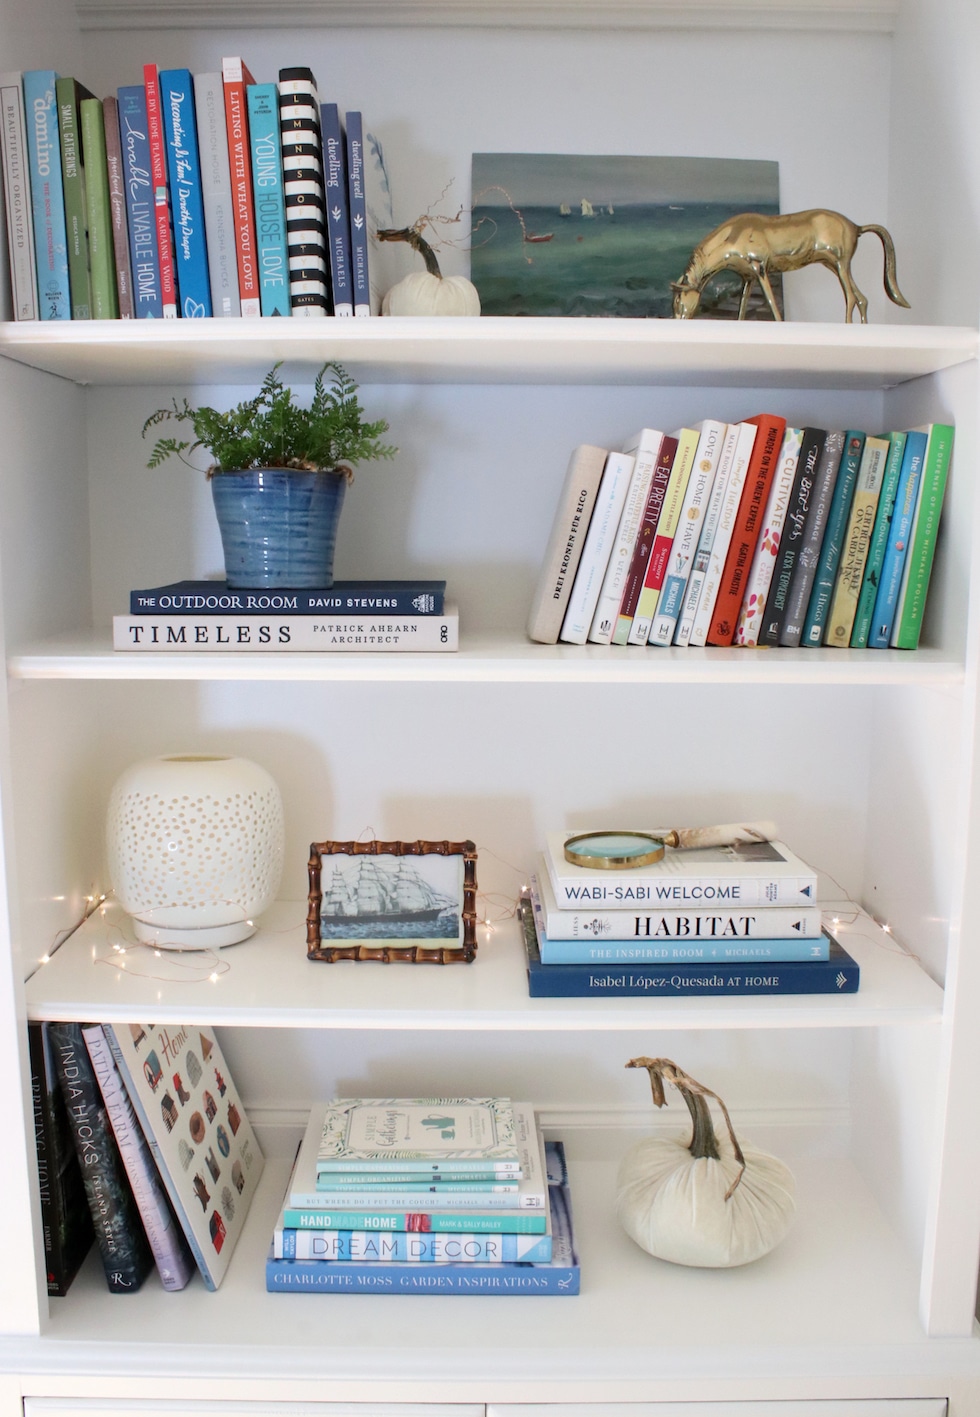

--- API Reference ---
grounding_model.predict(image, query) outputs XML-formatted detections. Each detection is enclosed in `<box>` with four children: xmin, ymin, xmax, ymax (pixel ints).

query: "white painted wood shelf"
<box><xmin>0</xmin><ymin>318</ymin><xmax>973</xmax><ymax>388</ymax></box>
<box><xmin>22</xmin><ymin>901</ymin><xmax>943</xmax><ymax>1031</ymax></box>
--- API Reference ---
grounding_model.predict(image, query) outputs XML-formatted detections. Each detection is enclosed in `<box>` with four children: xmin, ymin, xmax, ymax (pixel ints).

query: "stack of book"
<box><xmin>113</xmin><ymin>578</ymin><xmax>457</xmax><ymax>652</ymax></box>
<box><xmin>266</xmin><ymin>1097</ymin><xmax>580</xmax><ymax>1293</ymax></box>
<box><xmin>521</xmin><ymin>833</ymin><xmax>860</xmax><ymax>998</ymax></box>
<box><xmin>527</xmin><ymin>421</ymin><xmax>953</xmax><ymax>653</ymax></box>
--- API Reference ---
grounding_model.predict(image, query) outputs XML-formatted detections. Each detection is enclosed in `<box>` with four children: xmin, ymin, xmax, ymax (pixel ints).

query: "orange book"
<box><xmin>142</xmin><ymin>65</ymin><xmax>177</xmax><ymax>317</ymax></box>
<box><xmin>222</xmin><ymin>57</ymin><xmax>260</xmax><ymax>316</ymax></box>
<box><xmin>706</xmin><ymin>413</ymin><xmax>787</xmax><ymax>645</ymax></box>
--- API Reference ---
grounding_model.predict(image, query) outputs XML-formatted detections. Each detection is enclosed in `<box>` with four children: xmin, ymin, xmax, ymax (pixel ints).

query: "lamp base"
<box><xmin>131</xmin><ymin>918</ymin><xmax>258</xmax><ymax>950</ymax></box>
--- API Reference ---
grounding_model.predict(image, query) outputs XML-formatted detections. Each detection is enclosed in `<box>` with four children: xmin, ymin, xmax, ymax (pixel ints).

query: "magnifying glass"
<box><xmin>563</xmin><ymin>821</ymin><xmax>777</xmax><ymax>870</ymax></box>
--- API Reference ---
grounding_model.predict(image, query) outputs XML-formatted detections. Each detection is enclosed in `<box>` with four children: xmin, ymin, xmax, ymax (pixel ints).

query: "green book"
<box><xmin>891</xmin><ymin>423</ymin><xmax>955</xmax><ymax>649</ymax></box>
<box><xmin>801</xmin><ymin>430</ymin><xmax>865</xmax><ymax>646</ymax></box>
<box><xmin>80</xmin><ymin>96</ymin><xmax>118</xmax><ymax>318</ymax></box>
<box><xmin>56</xmin><ymin>76</ymin><xmax>95</xmax><ymax>318</ymax></box>
<box><xmin>850</xmin><ymin>430</ymin><xmax>907</xmax><ymax>647</ymax></box>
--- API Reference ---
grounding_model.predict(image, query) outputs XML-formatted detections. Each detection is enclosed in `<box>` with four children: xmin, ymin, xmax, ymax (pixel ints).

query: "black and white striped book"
<box><xmin>278</xmin><ymin>67</ymin><xmax>329</xmax><ymax>316</ymax></box>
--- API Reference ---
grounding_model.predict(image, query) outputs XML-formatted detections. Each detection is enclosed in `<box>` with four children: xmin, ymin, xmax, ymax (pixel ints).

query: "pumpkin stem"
<box><xmin>377</xmin><ymin>223</ymin><xmax>443</xmax><ymax>278</ymax></box>
<box><xmin>626</xmin><ymin>1056</ymin><xmax>747</xmax><ymax>1199</ymax></box>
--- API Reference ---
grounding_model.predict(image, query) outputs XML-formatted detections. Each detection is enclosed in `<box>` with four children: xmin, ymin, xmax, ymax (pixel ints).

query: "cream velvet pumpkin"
<box><xmin>382</xmin><ymin>271</ymin><xmax>481</xmax><ymax>316</ymax></box>
<box><xmin>616</xmin><ymin>1057</ymin><xmax>796</xmax><ymax>1268</ymax></box>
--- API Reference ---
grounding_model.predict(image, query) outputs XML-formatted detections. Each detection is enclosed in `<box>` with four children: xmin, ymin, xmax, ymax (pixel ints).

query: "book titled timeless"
<box><xmin>130</xmin><ymin>580</ymin><xmax>446</xmax><ymax>615</ymax></box>
<box><xmin>544</xmin><ymin>832</ymin><xmax>818</xmax><ymax>907</ymax></box>
<box><xmin>113</xmin><ymin>608</ymin><xmax>458</xmax><ymax>652</ymax></box>
<box><xmin>521</xmin><ymin>897</ymin><xmax>858</xmax><ymax>997</ymax></box>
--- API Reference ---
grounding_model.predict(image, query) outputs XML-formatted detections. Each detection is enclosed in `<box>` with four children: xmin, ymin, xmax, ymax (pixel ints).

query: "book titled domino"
<box><xmin>113</xmin><ymin>606</ymin><xmax>459</xmax><ymax>651</ymax></box>
<box><xmin>23</xmin><ymin>70</ymin><xmax>71</xmax><ymax>319</ymax></box>
<box><xmin>160</xmin><ymin>69</ymin><xmax>212</xmax><ymax>318</ymax></box>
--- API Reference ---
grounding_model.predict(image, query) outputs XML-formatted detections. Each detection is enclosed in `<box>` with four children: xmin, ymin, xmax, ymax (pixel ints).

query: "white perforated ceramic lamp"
<box><xmin>106</xmin><ymin>754</ymin><xmax>285</xmax><ymax>949</ymax></box>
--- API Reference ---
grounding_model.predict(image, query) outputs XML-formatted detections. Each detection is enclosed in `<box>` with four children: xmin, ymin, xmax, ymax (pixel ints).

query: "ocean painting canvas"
<box><xmin>470</xmin><ymin>153</ymin><xmax>781</xmax><ymax>319</ymax></box>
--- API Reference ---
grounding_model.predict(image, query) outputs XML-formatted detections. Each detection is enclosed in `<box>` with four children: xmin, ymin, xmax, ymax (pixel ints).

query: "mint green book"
<box><xmin>891</xmin><ymin>423</ymin><xmax>954</xmax><ymax>649</ymax></box>
<box><xmin>80</xmin><ymin>97</ymin><xmax>118</xmax><ymax>317</ymax></box>
<box><xmin>850</xmin><ymin>430</ymin><xmax>907</xmax><ymax>647</ymax></box>
<box><xmin>56</xmin><ymin>76</ymin><xmax>94</xmax><ymax>318</ymax></box>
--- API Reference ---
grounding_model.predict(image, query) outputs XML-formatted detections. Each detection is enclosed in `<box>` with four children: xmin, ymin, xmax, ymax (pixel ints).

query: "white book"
<box><xmin>688</xmin><ymin>420</ymin><xmax>759</xmax><ymax>647</ymax></box>
<box><xmin>673</xmin><ymin>421</ymin><xmax>737</xmax><ymax>646</ymax></box>
<box><xmin>734</xmin><ymin>426</ymin><xmax>804</xmax><ymax>646</ymax></box>
<box><xmin>526</xmin><ymin>444</ymin><xmax>609</xmax><ymax>644</ymax></box>
<box><xmin>0</xmin><ymin>73</ymin><xmax>38</xmax><ymax>319</ymax></box>
<box><xmin>587</xmin><ymin>443</ymin><xmax>657</xmax><ymax>644</ymax></box>
<box><xmin>193</xmin><ymin>72</ymin><xmax>241</xmax><ymax>318</ymax></box>
<box><xmin>611</xmin><ymin>427</ymin><xmax>667</xmax><ymax>645</ymax></box>
<box><xmin>558</xmin><ymin>451</ymin><xmax>635</xmax><ymax>644</ymax></box>
<box><xmin>113</xmin><ymin>606</ymin><xmax>458</xmax><ymax>652</ymax></box>
<box><xmin>648</xmin><ymin>418</ymin><xmax>727</xmax><ymax>647</ymax></box>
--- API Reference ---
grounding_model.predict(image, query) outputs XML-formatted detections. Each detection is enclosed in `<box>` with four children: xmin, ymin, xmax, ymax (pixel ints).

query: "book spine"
<box><xmin>545</xmin><ymin>866</ymin><xmax>818</xmax><ymax>909</ymax></box>
<box><xmin>734</xmin><ymin>426</ymin><xmax>803</xmax><ymax>646</ymax></box>
<box><xmin>345</xmin><ymin>110</ymin><xmax>370</xmax><ymax>315</ymax></box>
<box><xmin>193</xmin><ymin>73</ymin><xmax>240</xmax><ymax>317</ymax></box>
<box><xmin>628</xmin><ymin>428</ymin><xmax>698</xmax><ymax>644</ymax></box>
<box><xmin>706</xmin><ymin>413</ymin><xmax>786</xmax><ymax>644</ymax></box>
<box><xmin>850</xmin><ymin>431</ymin><xmax>908</xmax><ymax>647</ymax></box>
<box><xmin>102</xmin><ymin>97</ymin><xmax>134</xmax><ymax>318</ymax></box>
<box><xmin>160</xmin><ymin>70</ymin><xmax>211</xmax><ymax>318</ymax></box>
<box><xmin>222</xmin><ymin>56</ymin><xmax>260</xmax><ymax>316</ymax></box>
<box><xmin>525</xmin><ymin>956</ymin><xmax>857</xmax><ymax>997</ymax></box>
<box><xmin>23</xmin><ymin>70</ymin><xmax>71</xmax><ymax>319</ymax></box>
<box><xmin>537</xmin><ymin>936</ymin><xmax>830</xmax><ymax>963</ymax></box>
<box><xmin>47</xmin><ymin>1021</ymin><xmax>154</xmax><ymax>1293</ymax></box>
<box><xmin>649</xmin><ymin>419</ymin><xmax>726</xmax><ymax>647</ymax></box>
<box><xmin>610</xmin><ymin>430</ymin><xmax>666</xmax><ymax>644</ymax></box>
<box><xmin>55</xmin><ymin>77</ymin><xmax>91</xmax><ymax>318</ymax></box>
<box><xmin>801</xmin><ymin>430</ymin><xmax>865</xmax><ymax>645</ymax></box>
<box><xmin>142</xmin><ymin>65</ymin><xmax>177</xmax><ymax>317</ymax></box>
<box><xmin>532</xmin><ymin>882</ymin><xmax>824</xmax><ymax>942</ymax></box>
<box><xmin>0</xmin><ymin>73</ymin><xmax>39</xmax><ymax>318</ymax></box>
<box><xmin>320</xmin><ymin>102</ymin><xmax>353</xmax><ymax>317</ymax></box>
<box><xmin>80</xmin><ymin>98</ymin><xmax>118</xmax><ymax>318</ymax></box>
<box><xmin>279</xmin><ymin>1206</ymin><xmax>548</xmax><ymax>1233</ymax></box>
<box><xmin>113</xmin><ymin>611</ymin><xmax>459</xmax><ymax>651</ymax></box>
<box><xmin>824</xmin><ymin>434</ymin><xmax>891</xmax><ymax>647</ymax></box>
<box><xmin>29</xmin><ymin>1022</ymin><xmax>93</xmax><ymax>1295</ymax></box>
<box><xmin>891</xmin><ymin>423</ymin><xmax>954</xmax><ymax>649</ymax></box>
<box><xmin>289</xmin><ymin>1184</ymin><xmax>541</xmax><ymax>1210</ymax></box>
<box><xmin>673</xmin><ymin>421</ymin><xmax>738</xmax><ymax>647</ymax></box>
<box><xmin>624</xmin><ymin>434</ymin><xmax>678</xmax><ymax>643</ymax></box>
<box><xmin>688</xmin><ymin>421</ymin><xmax>757</xmax><ymax>647</ymax></box>
<box><xmin>778</xmin><ymin>429</ymin><xmax>845</xmax><ymax>647</ymax></box>
<box><xmin>117</xmin><ymin>86</ymin><xmax>163</xmax><ymax>318</ymax></box>
<box><xmin>276</xmin><ymin>1228</ymin><xmax>553</xmax><ymax>1263</ymax></box>
<box><xmin>587</xmin><ymin>450</ymin><xmax>656</xmax><ymax>644</ymax></box>
<box><xmin>130</xmin><ymin>583</ymin><xmax>447</xmax><ymax>615</ymax></box>
<box><xmin>246</xmin><ymin>82</ymin><xmax>289</xmax><ymax>317</ymax></box>
<box><xmin>526</xmin><ymin>444</ymin><xmax>609</xmax><ymax>644</ymax></box>
<box><xmin>311</xmin><ymin>1178</ymin><xmax>520</xmax><ymax>1192</ymax></box>
<box><xmin>558</xmin><ymin>451</ymin><xmax>635</xmax><ymax>644</ymax></box>
<box><xmin>759</xmin><ymin>427</ymin><xmax>827</xmax><ymax>646</ymax></box>
<box><xmin>278</xmin><ymin>67</ymin><xmax>328</xmax><ymax>316</ymax></box>
<box><xmin>81</xmin><ymin>1025</ymin><xmax>194</xmax><ymax>1291</ymax></box>
<box><xmin>266</xmin><ymin>1253</ymin><xmax>579</xmax><ymax>1294</ymax></box>
<box><xmin>869</xmin><ymin>430</ymin><xmax>927</xmax><ymax>648</ymax></box>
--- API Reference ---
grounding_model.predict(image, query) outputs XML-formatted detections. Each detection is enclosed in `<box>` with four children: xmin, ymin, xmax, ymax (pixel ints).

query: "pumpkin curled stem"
<box><xmin>377</xmin><ymin>222</ymin><xmax>443</xmax><ymax>278</ymax></box>
<box><xmin>626</xmin><ymin>1056</ymin><xmax>747</xmax><ymax>1200</ymax></box>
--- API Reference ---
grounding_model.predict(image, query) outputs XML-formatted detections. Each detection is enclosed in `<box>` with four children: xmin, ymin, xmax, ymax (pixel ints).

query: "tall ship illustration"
<box><xmin>322</xmin><ymin>858</ymin><xmax>456</xmax><ymax>927</ymax></box>
<box><xmin>580</xmin><ymin>199</ymin><xmax>595</xmax><ymax>217</ymax></box>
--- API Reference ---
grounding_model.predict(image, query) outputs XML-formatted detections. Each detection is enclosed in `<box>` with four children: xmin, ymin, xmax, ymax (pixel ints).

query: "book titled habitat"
<box><xmin>470</xmin><ymin>153</ymin><xmax>781</xmax><ymax>318</ymax></box>
<box><xmin>319</xmin><ymin>850</ymin><xmax>465</xmax><ymax>944</ymax></box>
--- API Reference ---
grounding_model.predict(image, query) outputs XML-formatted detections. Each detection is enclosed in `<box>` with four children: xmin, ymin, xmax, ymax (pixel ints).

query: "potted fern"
<box><xmin>143</xmin><ymin>362</ymin><xmax>396</xmax><ymax>589</ymax></box>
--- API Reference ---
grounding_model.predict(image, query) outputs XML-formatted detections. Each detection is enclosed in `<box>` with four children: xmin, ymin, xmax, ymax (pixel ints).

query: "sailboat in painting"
<box><xmin>320</xmin><ymin>857</ymin><xmax>459</xmax><ymax>939</ymax></box>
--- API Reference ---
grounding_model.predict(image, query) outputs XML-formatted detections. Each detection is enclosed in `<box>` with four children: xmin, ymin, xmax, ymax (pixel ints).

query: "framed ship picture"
<box><xmin>306</xmin><ymin>839</ymin><xmax>478</xmax><ymax>964</ymax></box>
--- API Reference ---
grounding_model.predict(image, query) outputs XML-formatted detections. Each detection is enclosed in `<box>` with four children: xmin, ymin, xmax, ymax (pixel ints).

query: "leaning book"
<box><xmin>104</xmin><ymin>1022</ymin><xmax>264</xmax><ymax>1290</ymax></box>
<box><xmin>113</xmin><ymin>607</ymin><xmax>458</xmax><ymax>651</ymax></box>
<box><xmin>28</xmin><ymin>1022</ymin><xmax>93</xmax><ymax>1295</ymax></box>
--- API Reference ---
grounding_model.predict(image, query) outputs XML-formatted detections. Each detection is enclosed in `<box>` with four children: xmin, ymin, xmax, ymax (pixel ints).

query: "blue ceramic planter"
<box><xmin>210</xmin><ymin>467</ymin><xmax>348</xmax><ymax>589</ymax></box>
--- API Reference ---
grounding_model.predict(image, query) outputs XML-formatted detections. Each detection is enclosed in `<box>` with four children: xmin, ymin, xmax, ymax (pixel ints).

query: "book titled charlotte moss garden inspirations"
<box><xmin>315</xmin><ymin>1097</ymin><xmax>521</xmax><ymax>1174</ymax></box>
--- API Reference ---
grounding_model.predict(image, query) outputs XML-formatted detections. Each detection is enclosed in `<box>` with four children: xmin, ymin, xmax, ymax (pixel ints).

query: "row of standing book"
<box><xmin>520</xmin><ymin>832</ymin><xmax>860</xmax><ymax>997</ymax></box>
<box><xmin>527</xmin><ymin>419</ymin><xmax>953</xmax><ymax>653</ymax></box>
<box><xmin>1</xmin><ymin>62</ymin><xmax>376</xmax><ymax>322</ymax></box>
<box><xmin>266</xmin><ymin>1097</ymin><xmax>579</xmax><ymax>1293</ymax></box>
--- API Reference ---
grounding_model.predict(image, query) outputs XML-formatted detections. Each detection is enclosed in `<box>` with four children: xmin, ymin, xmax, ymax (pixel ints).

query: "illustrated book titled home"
<box><xmin>105</xmin><ymin>1022</ymin><xmax>264</xmax><ymax>1290</ymax></box>
<box><xmin>315</xmin><ymin>1096</ymin><xmax>521</xmax><ymax>1174</ymax></box>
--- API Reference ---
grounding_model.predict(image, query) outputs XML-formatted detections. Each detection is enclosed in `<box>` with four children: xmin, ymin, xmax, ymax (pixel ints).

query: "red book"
<box><xmin>142</xmin><ymin>65</ymin><xmax>178</xmax><ymax>317</ymax></box>
<box><xmin>706</xmin><ymin>413</ymin><xmax>787</xmax><ymax>645</ymax></box>
<box><xmin>222</xmin><ymin>56</ymin><xmax>260</xmax><ymax>316</ymax></box>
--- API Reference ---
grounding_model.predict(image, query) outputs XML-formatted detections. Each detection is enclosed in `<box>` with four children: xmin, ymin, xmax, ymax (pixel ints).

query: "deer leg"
<box><xmin>756</xmin><ymin>265</ymin><xmax>782</xmax><ymax>321</ymax></box>
<box><xmin>737</xmin><ymin>279</ymin><xmax>753</xmax><ymax>320</ymax></box>
<box><xmin>837</xmin><ymin>263</ymin><xmax>869</xmax><ymax>323</ymax></box>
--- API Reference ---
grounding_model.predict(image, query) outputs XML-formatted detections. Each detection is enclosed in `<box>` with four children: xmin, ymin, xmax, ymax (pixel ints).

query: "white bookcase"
<box><xmin>0</xmin><ymin>0</ymin><xmax>979</xmax><ymax>1412</ymax></box>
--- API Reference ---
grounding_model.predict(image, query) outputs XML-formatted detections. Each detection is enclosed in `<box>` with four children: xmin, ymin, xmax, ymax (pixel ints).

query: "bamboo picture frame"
<box><xmin>307</xmin><ymin>838</ymin><xmax>478</xmax><ymax>964</ymax></box>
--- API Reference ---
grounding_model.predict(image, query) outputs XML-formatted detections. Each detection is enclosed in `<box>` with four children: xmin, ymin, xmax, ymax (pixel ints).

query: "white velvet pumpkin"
<box><xmin>382</xmin><ymin>271</ymin><xmax>481</xmax><ymax>316</ymax></box>
<box><xmin>616</xmin><ymin>1057</ymin><xmax>796</xmax><ymax>1268</ymax></box>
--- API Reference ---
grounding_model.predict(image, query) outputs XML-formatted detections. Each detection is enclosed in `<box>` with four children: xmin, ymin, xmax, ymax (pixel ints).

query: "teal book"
<box><xmin>56</xmin><ymin>76</ymin><xmax>95</xmax><ymax>318</ymax></box>
<box><xmin>891</xmin><ymin>423</ymin><xmax>954</xmax><ymax>649</ymax></box>
<box><xmin>80</xmin><ymin>97</ymin><xmax>118</xmax><ymax>317</ymax></box>
<box><xmin>869</xmin><ymin>429</ymin><xmax>927</xmax><ymax>648</ymax></box>
<box><xmin>850</xmin><ymin>430</ymin><xmax>907</xmax><ymax>647</ymax></box>
<box><xmin>23</xmin><ymin>70</ymin><xmax>71</xmax><ymax>319</ymax></box>
<box><xmin>246</xmin><ymin>82</ymin><xmax>289</xmax><ymax>316</ymax></box>
<box><xmin>801</xmin><ymin>430</ymin><xmax>865</xmax><ymax>646</ymax></box>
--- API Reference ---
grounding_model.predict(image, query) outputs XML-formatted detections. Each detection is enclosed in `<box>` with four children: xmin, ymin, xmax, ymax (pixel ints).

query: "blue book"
<box><xmin>23</xmin><ymin>71</ymin><xmax>71</xmax><ymax>319</ymax></box>
<box><xmin>117</xmin><ymin>85</ymin><xmax>163</xmax><ymax>318</ymax></box>
<box><xmin>869</xmin><ymin>429</ymin><xmax>928</xmax><ymax>648</ymax></box>
<box><xmin>801</xmin><ymin>430</ymin><xmax>865</xmax><ymax>646</ymax></box>
<box><xmin>159</xmin><ymin>70</ymin><xmax>211</xmax><ymax>317</ymax></box>
<box><xmin>247</xmin><ymin>82</ymin><xmax>289</xmax><ymax>317</ymax></box>
<box><xmin>345</xmin><ymin>110</ymin><xmax>370</xmax><ymax>315</ymax></box>
<box><xmin>129</xmin><ymin>579</ymin><xmax>447</xmax><ymax>615</ymax></box>
<box><xmin>850</xmin><ymin>430</ymin><xmax>908</xmax><ymax>647</ymax></box>
<box><xmin>521</xmin><ymin>897</ymin><xmax>857</xmax><ymax>997</ymax></box>
<box><xmin>320</xmin><ymin>102</ymin><xmax>353</xmax><ymax>316</ymax></box>
<box><xmin>276</xmin><ymin>1225</ymin><xmax>552</xmax><ymax>1264</ymax></box>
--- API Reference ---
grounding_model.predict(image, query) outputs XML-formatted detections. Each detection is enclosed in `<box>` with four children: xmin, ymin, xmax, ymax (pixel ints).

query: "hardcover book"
<box><xmin>142</xmin><ymin>64</ymin><xmax>178</xmax><ymax>317</ymax></box>
<box><xmin>315</xmin><ymin>1097</ymin><xmax>520</xmax><ymax>1172</ymax></box>
<box><xmin>869</xmin><ymin>429</ymin><xmax>927</xmax><ymax>648</ymax></box>
<box><xmin>345</xmin><ymin>110</ymin><xmax>370</xmax><ymax>315</ymax></box>
<box><xmin>611</xmin><ymin>428</ymin><xmax>668</xmax><ymax>645</ymax></box>
<box><xmin>130</xmin><ymin>579</ymin><xmax>447</xmax><ymax>615</ymax></box>
<box><xmin>673</xmin><ymin>420</ymin><xmax>737</xmax><ymax>647</ymax></box>
<box><xmin>801</xmin><ymin>429</ymin><xmax>865</xmax><ymax>645</ymax></box>
<box><xmin>824</xmin><ymin>433</ymin><xmax>891</xmax><ymax>647</ymax></box>
<box><xmin>0</xmin><ymin>73</ymin><xmax>39</xmax><ymax>319</ymax></box>
<box><xmin>759</xmin><ymin>426</ymin><xmax>828</xmax><ymax>646</ymax></box>
<box><xmin>278</xmin><ymin>66</ymin><xmax>328</xmax><ymax>316</ymax></box>
<box><xmin>850</xmin><ymin>430</ymin><xmax>908</xmax><ymax>648</ymax></box>
<box><xmin>320</xmin><ymin>102</ymin><xmax>353</xmax><ymax>316</ymax></box>
<box><xmin>23</xmin><ymin>70</ymin><xmax>71</xmax><ymax>319</ymax></box>
<box><xmin>80</xmin><ymin>97</ymin><xmax>119</xmax><ymax>318</ymax></box>
<box><xmin>117</xmin><ymin>85</ymin><xmax>164</xmax><ymax>318</ymax></box>
<box><xmin>890</xmin><ymin>422</ymin><xmax>954</xmax><ymax>649</ymax></box>
<box><xmin>627</xmin><ymin>427</ymin><xmax>698</xmax><ymax>644</ymax></box>
<box><xmin>526</xmin><ymin>444</ymin><xmax>609</xmax><ymax>644</ymax></box>
<box><xmin>559</xmin><ymin>450</ymin><xmax>635</xmax><ymax>644</ymax></box>
<box><xmin>543</xmin><ymin>831</ymin><xmax>818</xmax><ymax>908</ymax></box>
<box><xmin>222</xmin><ymin>56</ymin><xmax>260</xmax><ymax>316</ymax></box>
<box><xmin>247</xmin><ymin>82</ymin><xmax>289</xmax><ymax>317</ymax></box>
<box><xmin>193</xmin><ymin>72</ymin><xmax>240</xmax><ymax>317</ymax></box>
<box><xmin>105</xmin><ymin>1022</ymin><xmax>264</xmax><ymax>1290</ymax></box>
<box><xmin>687</xmin><ymin>420</ymin><xmax>758</xmax><ymax>647</ymax></box>
<box><xmin>160</xmin><ymin>69</ymin><xmax>212</xmax><ymax>318</ymax></box>
<box><xmin>734</xmin><ymin>425</ymin><xmax>803</xmax><ymax>647</ymax></box>
<box><xmin>778</xmin><ymin>429</ymin><xmax>845</xmax><ymax>647</ymax></box>
<box><xmin>102</xmin><ymin>96</ymin><xmax>135</xmax><ymax>318</ymax></box>
<box><xmin>113</xmin><ymin>607</ymin><xmax>458</xmax><ymax>651</ymax></box>
<box><xmin>587</xmin><ymin>442</ymin><xmax>657</xmax><ymax>645</ymax></box>
<box><xmin>649</xmin><ymin>419</ymin><xmax>726</xmax><ymax>647</ymax></box>
<box><xmin>28</xmin><ymin>1022</ymin><xmax>93</xmax><ymax>1295</ymax></box>
<box><xmin>56</xmin><ymin>76</ymin><xmax>95</xmax><ymax>319</ymax></box>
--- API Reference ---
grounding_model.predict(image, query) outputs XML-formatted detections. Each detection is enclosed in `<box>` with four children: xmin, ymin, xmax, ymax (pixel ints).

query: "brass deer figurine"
<box><xmin>671</xmin><ymin>209</ymin><xmax>910</xmax><ymax>323</ymax></box>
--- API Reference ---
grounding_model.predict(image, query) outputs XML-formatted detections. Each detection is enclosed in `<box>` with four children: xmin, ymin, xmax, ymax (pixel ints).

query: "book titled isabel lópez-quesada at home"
<box><xmin>105</xmin><ymin>1022</ymin><xmax>263</xmax><ymax>1290</ymax></box>
<box><xmin>544</xmin><ymin>833</ymin><xmax>818</xmax><ymax>908</ymax></box>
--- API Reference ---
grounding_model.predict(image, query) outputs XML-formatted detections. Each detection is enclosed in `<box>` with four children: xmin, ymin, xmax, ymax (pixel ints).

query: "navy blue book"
<box><xmin>130</xmin><ymin>580</ymin><xmax>447</xmax><ymax>615</ymax></box>
<box><xmin>117</xmin><ymin>85</ymin><xmax>164</xmax><ymax>318</ymax></box>
<box><xmin>320</xmin><ymin>103</ymin><xmax>353</xmax><ymax>317</ymax></box>
<box><xmin>345</xmin><ymin>110</ymin><xmax>370</xmax><ymax>315</ymax></box>
<box><xmin>160</xmin><ymin>70</ymin><xmax>212</xmax><ymax>317</ymax></box>
<box><xmin>520</xmin><ymin>895</ymin><xmax>858</xmax><ymax>998</ymax></box>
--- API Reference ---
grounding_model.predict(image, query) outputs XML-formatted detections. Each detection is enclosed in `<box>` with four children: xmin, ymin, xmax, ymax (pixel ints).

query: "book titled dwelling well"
<box><xmin>130</xmin><ymin>579</ymin><xmax>446</xmax><ymax>615</ymax></box>
<box><xmin>113</xmin><ymin>607</ymin><xmax>458</xmax><ymax>651</ymax></box>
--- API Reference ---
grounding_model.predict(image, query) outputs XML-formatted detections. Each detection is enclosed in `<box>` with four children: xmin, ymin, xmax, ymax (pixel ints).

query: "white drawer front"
<box><xmin>488</xmin><ymin>1403</ymin><xmax>947</xmax><ymax>1417</ymax></box>
<box><xmin>25</xmin><ymin>1404</ymin><xmax>482</xmax><ymax>1417</ymax></box>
